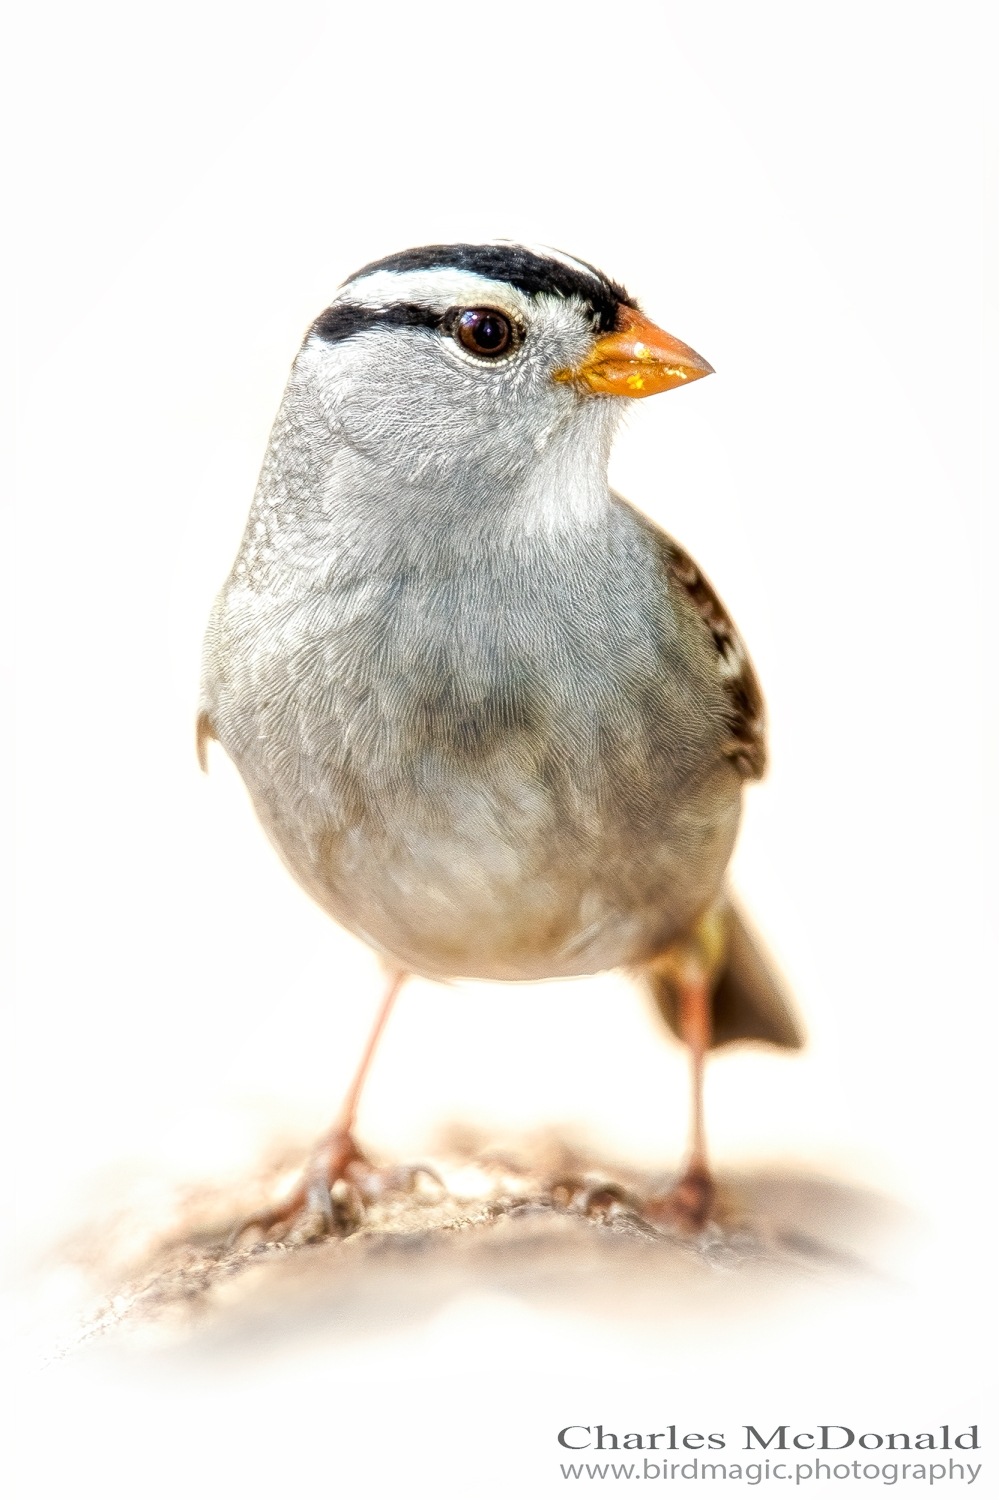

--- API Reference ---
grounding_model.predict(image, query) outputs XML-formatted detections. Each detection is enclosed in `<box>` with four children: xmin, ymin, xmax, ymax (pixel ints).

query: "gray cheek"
<box><xmin>330</xmin><ymin>353</ymin><xmax>539</xmax><ymax>483</ymax></box>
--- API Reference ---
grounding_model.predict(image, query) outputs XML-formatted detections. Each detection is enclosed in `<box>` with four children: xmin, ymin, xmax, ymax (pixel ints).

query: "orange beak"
<box><xmin>555</xmin><ymin>305</ymin><xmax>714</xmax><ymax>397</ymax></box>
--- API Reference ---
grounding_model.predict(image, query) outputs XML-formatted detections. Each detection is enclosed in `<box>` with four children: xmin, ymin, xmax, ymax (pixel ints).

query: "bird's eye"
<box><xmin>454</xmin><ymin>307</ymin><xmax>513</xmax><ymax>358</ymax></box>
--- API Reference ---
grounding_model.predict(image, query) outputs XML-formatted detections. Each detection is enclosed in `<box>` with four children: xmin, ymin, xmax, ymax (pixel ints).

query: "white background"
<box><xmin>8</xmin><ymin>1</ymin><xmax>992</xmax><ymax>1494</ymax></box>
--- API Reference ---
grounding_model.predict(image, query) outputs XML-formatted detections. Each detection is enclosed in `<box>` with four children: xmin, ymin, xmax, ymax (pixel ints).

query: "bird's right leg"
<box><xmin>229</xmin><ymin>968</ymin><xmax>437</xmax><ymax>1244</ymax></box>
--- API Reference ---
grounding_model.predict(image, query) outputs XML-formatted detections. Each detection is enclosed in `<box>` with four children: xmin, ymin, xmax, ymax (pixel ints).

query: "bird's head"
<box><xmin>295</xmin><ymin>243</ymin><xmax>713</xmax><ymax>498</ymax></box>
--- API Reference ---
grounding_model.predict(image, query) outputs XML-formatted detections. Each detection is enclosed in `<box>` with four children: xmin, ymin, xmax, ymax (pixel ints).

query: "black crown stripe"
<box><xmin>340</xmin><ymin>243</ymin><xmax>636</xmax><ymax>332</ymax></box>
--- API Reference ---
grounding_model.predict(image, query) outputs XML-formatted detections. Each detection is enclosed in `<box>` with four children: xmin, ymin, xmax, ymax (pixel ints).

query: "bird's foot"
<box><xmin>548</xmin><ymin>1168</ymin><xmax>716</xmax><ymax>1236</ymax></box>
<box><xmin>227</xmin><ymin>1129</ymin><xmax>444</xmax><ymax>1247</ymax></box>
<box><xmin>643</xmin><ymin>1163</ymin><xmax>716</xmax><ymax>1234</ymax></box>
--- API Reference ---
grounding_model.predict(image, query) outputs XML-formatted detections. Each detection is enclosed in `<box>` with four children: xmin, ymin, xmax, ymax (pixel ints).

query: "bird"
<box><xmin>198</xmin><ymin>242</ymin><xmax>802</xmax><ymax>1241</ymax></box>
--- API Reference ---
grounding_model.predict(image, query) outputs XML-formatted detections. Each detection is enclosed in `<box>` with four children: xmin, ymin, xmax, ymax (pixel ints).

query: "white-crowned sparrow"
<box><xmin>199</xmin><ymin>243</ymin><xmax>801</xmax><ymax>1238</ymax></box>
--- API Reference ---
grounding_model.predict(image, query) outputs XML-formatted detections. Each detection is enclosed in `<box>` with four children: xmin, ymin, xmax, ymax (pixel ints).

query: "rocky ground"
<box><xmin>31</xmin><ymin>1128</ymin><xmax>910</xmax><ymax>1366</ymax></box>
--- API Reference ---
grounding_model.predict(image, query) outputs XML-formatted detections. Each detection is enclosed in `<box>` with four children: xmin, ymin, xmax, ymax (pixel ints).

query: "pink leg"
<box><xmin>230</xmin><ymin>968</ymin><xmax>408</xmax><ymax>1243</ymax></box>
<box><xmin>647</xmin><ymin>976</ymin><xmax>716</xmax><ymax>1232</ymax></box>
<box><xmin>330</xmin><ymin>966</ymin><xmax>406</xmax><ymax>1142</ymax></box>
<box><xmin>299</xmin><ymin>967</ymin><xmax>407</xmax><ymax>1223</ymax></box>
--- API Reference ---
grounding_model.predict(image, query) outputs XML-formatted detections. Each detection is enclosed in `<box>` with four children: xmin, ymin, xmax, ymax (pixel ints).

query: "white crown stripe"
<box><xmin>337</xmin><ymin>269</ymin><xmax>538</xmax><ymax>319</ymax></box>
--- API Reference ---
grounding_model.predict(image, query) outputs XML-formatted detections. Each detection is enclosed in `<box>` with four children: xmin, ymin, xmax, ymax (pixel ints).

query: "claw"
<box><xmin>547</xmin><ymin>1174</ymin><xmax>588</xmax><ymax>1209</ymax></box>
<box><xmin>227</xmin><ymin>1134</ymin><xmax>446</xmax><ymax>1246</ymax></box>
<box><xmin>547</xmin><ymin>1174</ymin><xmax>641</xmax><ymax>1220</ymax></box>
<box><xmin>304</xmin><ymin>1178</ymin><xmax>337</xmax><ymax>1232</ymax></box>
<box><xmin>226</xmin><ymin>1194</ymin><xmax>304</xmax><ymax>1249</ymax></box>
<box><xmin>376</xmin><ymin>1162</ymin><xmax>446</xmax><ymax>1196</ymax></box>
<box><xmin>583</xmin><ymin>1183</ymin><xmax>641</xmax><ymax>1217</ymax></box>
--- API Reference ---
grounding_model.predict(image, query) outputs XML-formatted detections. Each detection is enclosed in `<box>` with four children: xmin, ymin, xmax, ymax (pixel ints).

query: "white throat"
<box><xmin>502</xmin><ymin>401</ymin><xmax>620</xmax><ymax>539</ymax></box>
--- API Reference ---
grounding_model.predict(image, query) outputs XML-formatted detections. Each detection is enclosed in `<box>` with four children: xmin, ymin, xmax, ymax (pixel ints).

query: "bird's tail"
<box><xmin>644</xmin><ymin>896</ymin><xmax>804</xmax><ymax>1052</ymax></box>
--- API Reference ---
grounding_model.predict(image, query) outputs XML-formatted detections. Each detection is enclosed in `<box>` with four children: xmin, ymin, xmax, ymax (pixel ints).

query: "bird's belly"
<box><xmin>253</xmin><ymin>750</ymin><xmax>743</xmax><ymax>983</ymax></box>
<box><xmin>214</xmin><ymin>556</ymin><xmax>745</xmax><ymax>982</ymax></box>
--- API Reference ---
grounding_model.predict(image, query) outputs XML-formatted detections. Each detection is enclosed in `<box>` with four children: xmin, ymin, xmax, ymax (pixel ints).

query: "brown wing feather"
<box><xmin>613</xmin><ymin>494</ymin><xmax>767</xmax><ymax>780</ymax></box>
<box><xmin>660</xmin><ymin>534</ymin><xmax>767</xmax><ymax>779</ymax></box>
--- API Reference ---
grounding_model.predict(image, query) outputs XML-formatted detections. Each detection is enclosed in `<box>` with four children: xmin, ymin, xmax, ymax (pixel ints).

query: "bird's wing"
<box><xmin>613</xmin><ymin>493</ymin><xmax>767</xmax><ymax>780</ymax></box>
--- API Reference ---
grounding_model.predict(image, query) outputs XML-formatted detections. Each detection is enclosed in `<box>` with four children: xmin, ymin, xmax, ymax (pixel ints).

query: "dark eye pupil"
<box><xmin>456</xmin><ymin>308</ymin><xmax>512</xmax><ymax>356</ymax></box>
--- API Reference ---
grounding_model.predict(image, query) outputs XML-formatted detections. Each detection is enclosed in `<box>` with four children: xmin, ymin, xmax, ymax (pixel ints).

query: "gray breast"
<box><xmin>202</xmin><ymin>502</ymin><xmax>742</xmax><ymax>981</ymax></box>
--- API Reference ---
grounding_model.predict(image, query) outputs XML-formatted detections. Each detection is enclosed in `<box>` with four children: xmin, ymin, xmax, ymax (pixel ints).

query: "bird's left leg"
<box><xmin>643</xmin><ymin>916</ymin><xmax>723</xmax><ymax>1233</ymax></box>
<box><xmin>546</xmin><ymin>930</ymin><xmax>720</xmax><ymax>1231</ymax></box>
<box><xmin>229</xmin><ymin>968</ymin><xmax>439</xmax><ymax>1244</ymax></box>
<box><xmin>639</xmin><ymin>898</ymin><xmax>805</xmax><ymax>1232</ymax></box>
<box><xmin>648</xmin><ymin>967</ymin><xmax>715</xmax><ymax>1231</ymax></box>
